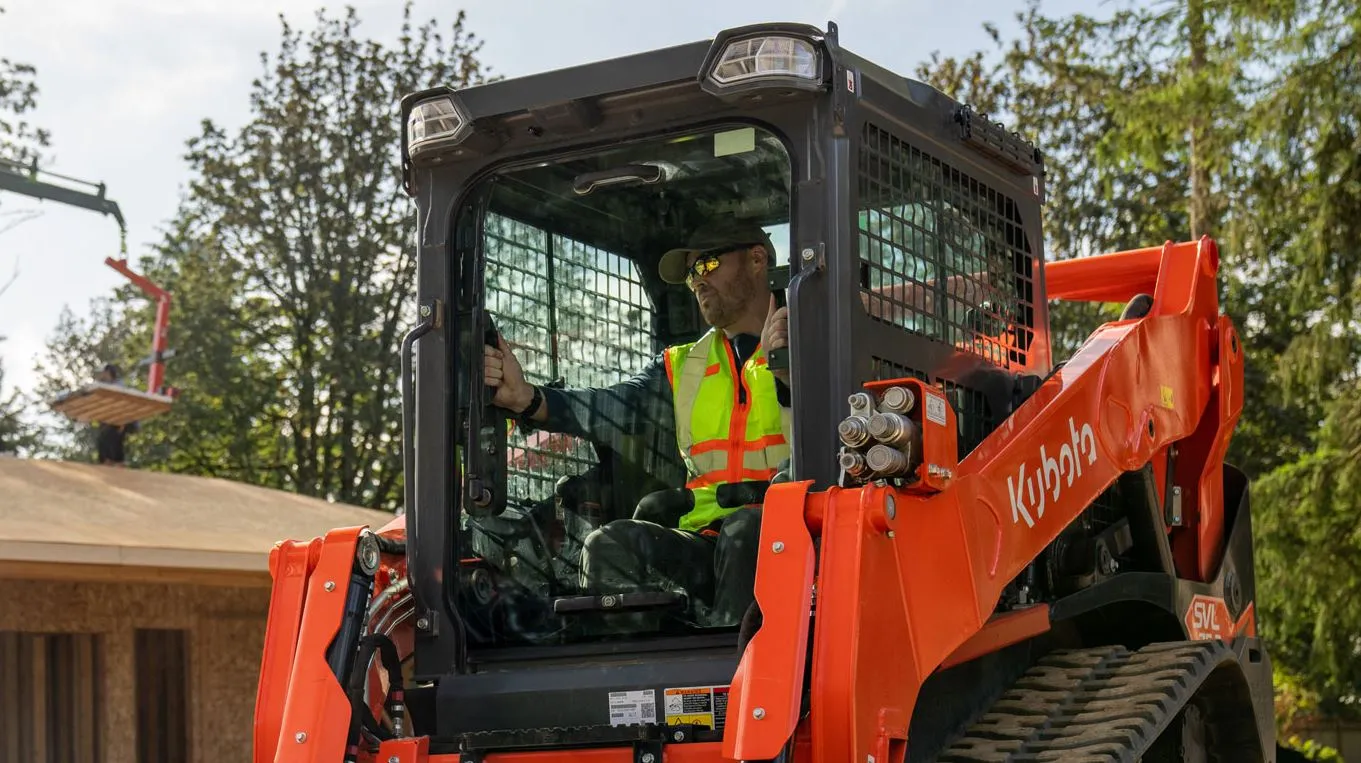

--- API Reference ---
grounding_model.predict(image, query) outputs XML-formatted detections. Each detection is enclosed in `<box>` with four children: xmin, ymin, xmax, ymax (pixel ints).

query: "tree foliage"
<box><xmin>0</xmin><ymin>5</ymin><xmax>48</xmax><ymax>166</ymax></box>
<box><xmin>35</xmin><ymin>3</ymin><xmax>493</xmax><ymax>506</ymax></box>
<box><xmin>0</xmin><ymin>361</ymin><xmax>41</xmax><ymax>454</ymax></box>
<box><xmin>0</xmin><ymin>3</ymin><xmax>49</xmax><ymax>453</ymax></box>
<box><xmin>1257</xmin><ymin>387</ymin><xmax>1361</xmax><ymax>720</ymax></box>
<box><xmin>918</xmin><ymin>0</ymin><xmax>1361</xmax><ymax>721</ymax></box>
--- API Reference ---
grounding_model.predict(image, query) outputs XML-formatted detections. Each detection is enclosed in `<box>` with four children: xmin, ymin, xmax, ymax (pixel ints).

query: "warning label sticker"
<box><xmin>925</xmin><ymin>392</ymin><xmax>948</xmax><ymax>427</ymax></box>
<box><xmin>608</xmin><ymin>689</ymin><xmax>657</xmax><ymax>727</ymax></box>
<box><xmin>663</xmin><ymin>685</ymin><xmax>730</xmax><ymax>730</ymax></box>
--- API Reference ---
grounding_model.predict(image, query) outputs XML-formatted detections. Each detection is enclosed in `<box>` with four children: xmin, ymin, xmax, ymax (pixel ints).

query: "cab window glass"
<box><xmin>458</xmin><ymin>125</ymin><xmax>792</xmax><ymax>649</ymax></box>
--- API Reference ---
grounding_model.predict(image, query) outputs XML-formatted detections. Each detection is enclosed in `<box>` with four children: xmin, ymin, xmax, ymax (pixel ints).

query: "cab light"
<box><xmin>407</xmin><ymin>95</ymin><xmax>473</xmax><ymax>156</ymax></box>
<box><xmin>708</xmin><ymin>36</ymin><xmax>821</xmax><ymax>87</ymax></box>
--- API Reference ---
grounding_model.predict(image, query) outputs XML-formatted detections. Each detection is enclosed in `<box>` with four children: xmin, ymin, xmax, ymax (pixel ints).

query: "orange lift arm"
<box><xmin>726</xmin><ymin>236</ymin><xmax>1241</xmax><ymax>762</ymax></box>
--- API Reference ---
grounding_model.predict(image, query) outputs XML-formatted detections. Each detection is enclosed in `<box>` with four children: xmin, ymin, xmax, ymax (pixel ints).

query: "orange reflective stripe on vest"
<box><xmin>664</xmin><ymin>329</ymin><xmax>791</xmax><ymax>531</ymax></box>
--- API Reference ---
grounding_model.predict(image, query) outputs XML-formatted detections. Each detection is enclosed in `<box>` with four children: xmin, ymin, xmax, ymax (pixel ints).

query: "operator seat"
<box><xmin>1121</xmin><ymin>293</ymin><xmax>1153</xmax><ymax>320</ymax></box>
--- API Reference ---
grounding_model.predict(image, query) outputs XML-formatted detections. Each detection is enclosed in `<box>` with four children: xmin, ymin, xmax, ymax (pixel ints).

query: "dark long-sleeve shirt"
<box><xmin>533</xmin><ymin>332</ymin><xmax>790</xmax><ymax>493</ymax></box>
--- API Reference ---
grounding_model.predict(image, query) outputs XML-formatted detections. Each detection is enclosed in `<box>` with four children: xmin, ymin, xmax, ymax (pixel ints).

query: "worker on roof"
<box><xmin>93</xmin><ymin>363</ymin><xmax>138</xmax><ymax>467</ymax></box>
<box><xmin>484</xmin><ymin>218</ymin><xmax>791</xmax><ymax>627</ymax></box>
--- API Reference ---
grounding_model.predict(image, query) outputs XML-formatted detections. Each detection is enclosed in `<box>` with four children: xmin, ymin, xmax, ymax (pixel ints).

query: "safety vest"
<box><xmin>663</xmin><ymin>329</ymin><xmax>793</xmax><ymax>532</ymax></box>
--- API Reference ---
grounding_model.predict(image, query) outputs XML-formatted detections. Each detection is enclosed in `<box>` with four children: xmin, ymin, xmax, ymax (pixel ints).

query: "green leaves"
<box><xmin>1256</xmin><ymin>385</ymin><xmax>1361</xmax><ymax>719</ymax></box>
<box><xmin>33</xmin><ymin>2</ymin><xmax>492</xmax><ymax>508</ymax></box>
<box><xmin>0</xmin><ymin>5</ymin><xmax>49</xmax><ymax>166</ymax></box>
<box><xmin>0</xmin><ymin>6</ymin><xmax>45</xmax><ymax>452</ymax></box>
<box><xmin>920</xmin><ymin>0</ymin><xmax>1361</xmax><ymax>724</ymax></box>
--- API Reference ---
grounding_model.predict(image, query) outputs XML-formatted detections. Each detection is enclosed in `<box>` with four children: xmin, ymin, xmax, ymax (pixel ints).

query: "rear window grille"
<box><xmin>869</xmin><ymin>358</ymin><xmax>928</xmax><ymax>385</ymax></box>
<box><xmin>938</xmin><ymin>378</ymin><xmax>997</xmax><ymax>457</ymax></box>
<box><xmin>483</xmin><ymin>212</ymin><xmax>655</xmax><ymax>501</ymax></box>
<box><xmin>858</xmin><ymin>122</ymin><xmax>1036</xmax><ymax>370</ymax></box>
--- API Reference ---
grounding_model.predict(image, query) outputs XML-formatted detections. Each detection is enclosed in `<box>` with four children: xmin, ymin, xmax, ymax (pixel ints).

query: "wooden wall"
<box><xmin>0</xmin><ymin>576</ymin><xmax>269</xmax><ymax>763</ymax></box>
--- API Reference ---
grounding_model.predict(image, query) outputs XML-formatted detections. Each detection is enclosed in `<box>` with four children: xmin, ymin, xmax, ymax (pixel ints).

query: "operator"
<box><xmin>483</xmin><ymin>218</ymin><xmax>791</xmax><ymax>627</ymax></box>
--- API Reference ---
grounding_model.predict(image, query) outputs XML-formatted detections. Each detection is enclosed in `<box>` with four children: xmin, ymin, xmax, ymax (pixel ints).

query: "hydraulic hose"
<box><xmin>344</xmin><ymin>633</ymin><xmax>407</xmax><ymax>759</ymax></box>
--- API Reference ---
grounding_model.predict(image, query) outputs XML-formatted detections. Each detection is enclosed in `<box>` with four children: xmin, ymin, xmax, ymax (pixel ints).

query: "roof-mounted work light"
<box><xmin>700</xmin><ymin>23</ymin><xmax>829</xmax><ymax>99</ymax></box>
<box><xmin>406</xmin><ymin>94</ymin><xmax>474</xmax><ymax>159</ymax></box>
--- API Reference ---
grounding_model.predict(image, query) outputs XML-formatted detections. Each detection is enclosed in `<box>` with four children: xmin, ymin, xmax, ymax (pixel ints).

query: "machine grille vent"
<box><xmin>857</xmin><ymin>122</ymin><xmax>1037</xmax><ymax>371</ymax></box>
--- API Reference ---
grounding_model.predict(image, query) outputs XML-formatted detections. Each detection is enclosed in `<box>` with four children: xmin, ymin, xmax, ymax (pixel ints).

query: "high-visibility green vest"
<box><xmin>664</xmin><ymin>329</ymin><xmax>793</xmax><ymax>532</ymax></box>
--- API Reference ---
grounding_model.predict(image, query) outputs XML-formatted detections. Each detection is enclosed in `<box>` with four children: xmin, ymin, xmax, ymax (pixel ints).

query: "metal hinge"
<box><xmin>1166</xmin><ymin>485</ymin><xmax>1184</xmax><ymax>527</ymax></box>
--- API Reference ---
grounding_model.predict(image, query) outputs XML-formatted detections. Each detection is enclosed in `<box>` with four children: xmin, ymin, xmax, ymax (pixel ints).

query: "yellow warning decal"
<box><xmin>664</xmin><ymin>685</ymin><xmax>730</xmax><ymax>730</ymax></box>
<box><xmin>1160</xmin><ymin>385</ymin><xmax>1175</xmax><ymax>410</ymax></box>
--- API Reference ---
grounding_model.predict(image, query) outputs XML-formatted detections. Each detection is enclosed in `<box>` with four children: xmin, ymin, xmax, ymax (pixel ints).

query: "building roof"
<box><xmin>0</xmin><ymin>457</ymin><xmax>396</xmax><ymax>585</ymax></box>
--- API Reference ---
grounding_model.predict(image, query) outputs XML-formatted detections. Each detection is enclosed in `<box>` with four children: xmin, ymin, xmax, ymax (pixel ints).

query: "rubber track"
<box><xmin>936</xmin><ymin>640</ymin><xmax>1236</xmax><ymax>763</ymax></box>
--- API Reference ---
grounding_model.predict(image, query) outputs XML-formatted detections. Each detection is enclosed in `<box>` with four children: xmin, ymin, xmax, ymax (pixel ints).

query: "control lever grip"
<box><xmin>766</xmin><ymin>265</ymin><xmax>791</xmax><ymax>370</ymax></box>
<box><xmin>483</xmin><ymin>319</ymin><xmax>501</xmax><ymax>407</ymax></box>
<box><xmin>715</xmin><ymin>480</ymin><xmax>770</xmax><ymax>509</ymax></box>
<box><xmin>467</xmin><ymin>314</ymin><xmax>508</xmax><ymax>517</ymax></box>
<box><xmin>633</xmin><ymin>487</ymin><xmax>694</xmax><ymax>526</ymax></box>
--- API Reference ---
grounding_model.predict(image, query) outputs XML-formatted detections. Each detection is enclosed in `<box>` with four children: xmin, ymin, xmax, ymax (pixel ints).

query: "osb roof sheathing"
<box><xmin>0</xmin><ymin>457</ymin><xmax>395</xmax><ymax>574</ymax></box>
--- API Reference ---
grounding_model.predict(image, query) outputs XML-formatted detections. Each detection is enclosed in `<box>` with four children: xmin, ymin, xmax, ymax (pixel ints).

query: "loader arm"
<box><xmin>255</xmin><ymin>528</ymin><xmax>380</xmax><ymax>763</ymax></box>
<box><xmin>724</xmin><ymin>236</ymin><xmax>1246</xmax><ymax>762</ymax></box>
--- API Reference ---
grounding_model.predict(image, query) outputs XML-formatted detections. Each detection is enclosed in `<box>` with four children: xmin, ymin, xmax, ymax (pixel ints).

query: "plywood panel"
<box><xmin>193</xmin><ymin>616</ymin><xmax>265</xmax><ymax>763</ymax></box>
<box><xmin>102</xmin><ymin>627</ymin><xmax>135</xmax><ymax>763</ymax></box>
<box><xmin>48</xmin><ymin>383</ymin><xmax>173</xmax><ymax>427</ymax></box>
<box><xmin>2</xmin><ymin>581</ymin><xmax>271</xmax><ymax>763</ymax></box>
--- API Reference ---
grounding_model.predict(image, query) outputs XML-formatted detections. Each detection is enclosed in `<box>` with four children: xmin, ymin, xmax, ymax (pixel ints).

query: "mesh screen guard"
<box><xmin>858</xmin><ymin>122</ymin><xmax>1036</xmax><ymax>371</ymax></box>
<box><xmin>483</xmin><ymin>212</ymin><xmax>656</xmax><ymax>502</ymax></box>
<box><xmin>858</xmin><ymin>121</ymin><xmax>1041</xmax><ymax>457</ymax></box>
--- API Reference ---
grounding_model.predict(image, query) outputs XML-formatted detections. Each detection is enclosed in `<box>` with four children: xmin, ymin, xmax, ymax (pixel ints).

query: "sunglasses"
<box><xmin>684</xmin><ymin>243</ymin><xmax>761</xmax><ymax>287</ymax></box>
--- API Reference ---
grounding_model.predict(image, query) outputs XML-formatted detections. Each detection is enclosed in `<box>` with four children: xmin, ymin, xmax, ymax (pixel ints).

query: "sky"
<box><xmin>0</xmin><ymin>0</ymin><xmax>1099</xmax><ymax>403</ymax></box>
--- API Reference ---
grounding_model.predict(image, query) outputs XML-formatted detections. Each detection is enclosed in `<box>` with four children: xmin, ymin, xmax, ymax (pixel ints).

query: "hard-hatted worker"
<box><xmin>484</xmin><ymin>218</ymin><xmax>791</xmax><ymax>626</ymax></box>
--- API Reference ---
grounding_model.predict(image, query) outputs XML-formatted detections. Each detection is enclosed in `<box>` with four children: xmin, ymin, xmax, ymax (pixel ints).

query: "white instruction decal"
<box><xmin>608</xmin><ymin>689</ymin><xmax>657</xmax><ymax>727</ymax></box>
<box><xmin>1007</xmin><ymin>417</ymin><xmax>1097</xmax><ymax>528</ymax></box>
<box><xmin>925</xmin><ymin>392</ymin><xmax>948</xmax><ymax>427</ymax></box>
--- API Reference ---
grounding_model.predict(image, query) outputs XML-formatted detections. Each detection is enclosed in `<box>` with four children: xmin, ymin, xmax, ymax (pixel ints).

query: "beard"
<box><xmin>697</xmin><ymin>269</ymin><xmax>760</xmax><ymax>329</ymax></box>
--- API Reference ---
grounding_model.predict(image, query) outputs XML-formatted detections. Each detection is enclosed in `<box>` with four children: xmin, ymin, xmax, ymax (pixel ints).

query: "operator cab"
<box><xmin>398</xmin><ymin>21</ymin><xmax>1047</xmax><ymax>754</ymax></box>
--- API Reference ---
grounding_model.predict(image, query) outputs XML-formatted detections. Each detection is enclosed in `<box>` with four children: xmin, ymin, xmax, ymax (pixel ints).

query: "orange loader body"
<box><xmin>255</xmin><ymin>235</ymin><xmax>1259</xmax><ymax>762</ymax></box>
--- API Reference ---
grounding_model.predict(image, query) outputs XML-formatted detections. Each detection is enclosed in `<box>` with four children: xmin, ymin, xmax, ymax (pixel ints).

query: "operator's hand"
<box><xmin>484</xmin><ymin>335</ymin><xmax>534</xmax><ymax>412</ymax></box>
<box><xmin>761</xmin><ymin>295</ymin><xmax>790</xmax><ymax>385</ymax></box>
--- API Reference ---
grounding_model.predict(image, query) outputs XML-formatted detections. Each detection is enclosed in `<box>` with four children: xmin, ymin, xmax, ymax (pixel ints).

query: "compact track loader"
<box><xmin>254</xmin><ymin>21</ymin><xmax>1278</xmax><ymax>762</ymax></box>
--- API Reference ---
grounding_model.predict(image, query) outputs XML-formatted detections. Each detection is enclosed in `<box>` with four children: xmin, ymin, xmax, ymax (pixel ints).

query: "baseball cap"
<box><xmin>658</xmin><ymin>219</ymin><xmax>778</xmax><ymax>284</ymax></box>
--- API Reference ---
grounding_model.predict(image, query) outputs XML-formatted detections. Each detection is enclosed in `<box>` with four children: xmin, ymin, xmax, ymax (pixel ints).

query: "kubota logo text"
<box><xmin>1007</xmin><ymin>417</ymin><xmax>1098</xmax><ymax>528</ymax></box>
